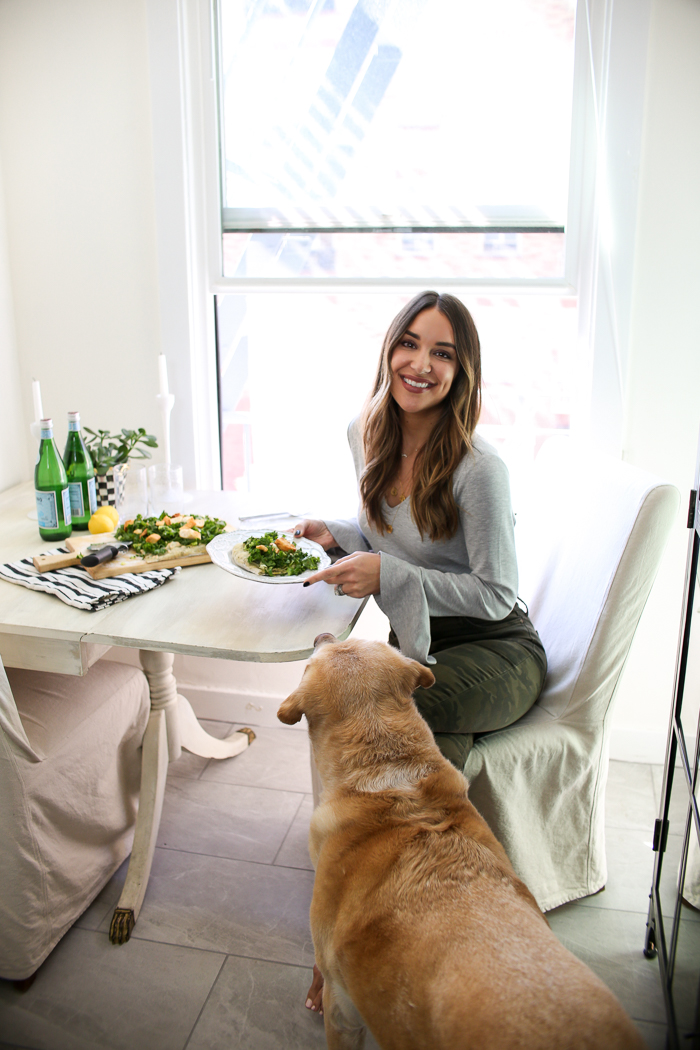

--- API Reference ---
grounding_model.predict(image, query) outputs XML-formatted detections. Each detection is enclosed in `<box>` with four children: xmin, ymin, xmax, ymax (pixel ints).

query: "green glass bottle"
<box><xmin>63</xmin><ymin>411</ymin><xmax>97</xmax><ymax>530</ymax></box>
<box><xmin>35</xmin><ymin>418</ymin><xmax>72</xmax><ymax>541</ymax></box>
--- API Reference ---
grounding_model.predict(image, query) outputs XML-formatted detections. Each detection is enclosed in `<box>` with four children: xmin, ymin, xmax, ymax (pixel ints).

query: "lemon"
<box><xmin>88</xmin><ymin>512</ymin><xmax>115</xmax><ymax>535</ymax></box>
<box><xmin>98</xmin><ymin>504</ymin><xmax>119</xmax><ymax>527</ymax></box>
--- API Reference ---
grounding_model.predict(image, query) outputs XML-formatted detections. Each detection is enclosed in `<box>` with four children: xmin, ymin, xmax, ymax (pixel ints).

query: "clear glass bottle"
<box><xmin>63</xmin><ymin>411</ymin><xmax>97</xmax><ymax>530</ymax></box>
<box><xmin>35</xmin><ymin>418</ymin><xmax>72</xmax><ymax>540</ymax></box>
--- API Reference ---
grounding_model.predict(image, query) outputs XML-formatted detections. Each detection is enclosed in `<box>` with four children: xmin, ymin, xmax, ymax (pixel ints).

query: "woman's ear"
<box><xmin>277</xmin><ymin>689</ymin><xmax>305</xmax><ymax>725</ymax></box>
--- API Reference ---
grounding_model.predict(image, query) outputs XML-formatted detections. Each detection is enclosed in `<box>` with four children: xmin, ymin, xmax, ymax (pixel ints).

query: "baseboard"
<box><xmin>180</xmin><ymin>684</ymin><xmax>294</xmax><ymax>730</ymax></box>
<box><xmin>184</xmin><ymin>687</ymin><xmax>675</xmax><ymax>758</ymax></box>
<box><xmin>114</xmin><ymin>650</ymin><xmax>673</xmax><ymax>761</ymax></box>
<box><xmin>608</xmin><ymin>726</ymin><xmax>668</xmax><ymax>765</ymax></box>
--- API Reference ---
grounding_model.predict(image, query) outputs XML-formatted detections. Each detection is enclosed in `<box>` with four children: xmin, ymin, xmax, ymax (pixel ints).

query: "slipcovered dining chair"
<box><xmin>463</xmin><ymin>437</ymin><xmax>680</xmax><ymax>911</ymax></box>
<box><xmin>0</xmin><ymin>655</ymin><xmax>150</xmax><ymax>981</ymax></box>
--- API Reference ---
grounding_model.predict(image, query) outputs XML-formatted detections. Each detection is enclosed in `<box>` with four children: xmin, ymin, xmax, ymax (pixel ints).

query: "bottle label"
<box><xmin>36</xmin><ymin>490</ymin><xmax>58</xmax><ymax>529</ymax></box>
<box><xmin>68</xmin><ymin>482</ymin><xmax>85</xmax><ymax>518</ymax></box>
<box><xmin>62</xmin><ymin>486</ymin><xmax>72</xmax><ymax>525</ymax></box>
<box><xmin>41</xmin><ymin>426</ymin><xmax>53</xmax><ymax>440</ymax></box>
<box><xmin>68</xmin><ymin>420</ymin><xmax>80</xmax><ymax>432</ymax></box>
<box><xmin>87</xmin><ymin>475</ymin><xmax>97</xmax><ymax>514</ymax></box>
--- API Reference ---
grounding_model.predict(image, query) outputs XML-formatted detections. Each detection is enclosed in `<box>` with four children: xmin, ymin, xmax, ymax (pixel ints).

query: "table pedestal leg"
<box><xmin>140</xmin><ymin>649</ymin><xmax>182</xmax><ymax>762</ymax></box>
<box><xmin>109</xmin><ymin>650</ymin><xmax>255</xmax><ymax>944</ymax></box>
<box><xmin>109</xmin><ymin>706</ymin><xmax>168</xmax><ymax>944</ymax></box>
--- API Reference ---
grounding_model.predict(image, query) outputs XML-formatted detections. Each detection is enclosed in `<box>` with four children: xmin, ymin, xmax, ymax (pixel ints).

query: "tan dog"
<box><xmin>277</xmin><ymin>634</ymin><xmax>646</xmax><ymax>1050</ymax></box>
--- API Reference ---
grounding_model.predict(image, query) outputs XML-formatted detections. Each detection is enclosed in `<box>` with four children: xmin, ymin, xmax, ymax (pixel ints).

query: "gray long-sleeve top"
<box><xmin>324</xmin><ymin>419</ymin><xmax>518</xmax><ymax>665</ymax></box>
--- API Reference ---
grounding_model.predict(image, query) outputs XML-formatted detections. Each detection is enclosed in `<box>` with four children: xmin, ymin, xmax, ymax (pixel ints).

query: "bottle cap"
<box><xmin>67</xmin><ymin>411</ymin><xmax>80</xmax><ymax>421</ymax></box>
<box><xmin>41</xmin><ymin>417</ymin><xmax>53</xmax><ymax>428</ymax></box>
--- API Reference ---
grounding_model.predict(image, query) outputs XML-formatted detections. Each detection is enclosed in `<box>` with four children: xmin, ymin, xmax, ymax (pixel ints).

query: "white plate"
<box><xmin>206</xmin><ymin>529</ymin><xmax>330</xmax><ymax>585</ymax></box>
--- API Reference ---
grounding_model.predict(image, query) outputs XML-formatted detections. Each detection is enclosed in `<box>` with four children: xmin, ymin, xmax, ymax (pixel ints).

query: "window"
<box><xmin>213</xmin><ymin>0</ymin><xmax>578</xmax><ymax>513</ymax></box>
<box><xmin>146</xmin><ymin>0</ymin><xmax>650</xmax><ymax>492</ymax></box>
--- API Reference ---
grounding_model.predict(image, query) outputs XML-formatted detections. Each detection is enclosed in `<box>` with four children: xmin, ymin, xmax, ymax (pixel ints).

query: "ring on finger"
<box><xmin>334</xmin><ymin>583</ymin><xmax>346</xmax><ymax>597</ymax></box>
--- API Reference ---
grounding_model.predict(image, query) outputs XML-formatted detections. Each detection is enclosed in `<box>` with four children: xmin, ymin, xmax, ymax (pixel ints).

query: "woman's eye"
<box><xmin>434</xmin><ymin>349</ymin><xmax>451</xmax><ymax>359</ymax></box>
<box><xmin>401</xmin><ymin>339</ymin><xmax>417</xmax><ymax>349</ymax></box>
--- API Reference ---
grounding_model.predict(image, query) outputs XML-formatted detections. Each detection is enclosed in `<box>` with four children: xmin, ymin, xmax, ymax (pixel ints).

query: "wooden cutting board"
<box><xmin>32</xmin><ymin>531</ymin><xmax>214</xmax><ymax>579</ymax></box>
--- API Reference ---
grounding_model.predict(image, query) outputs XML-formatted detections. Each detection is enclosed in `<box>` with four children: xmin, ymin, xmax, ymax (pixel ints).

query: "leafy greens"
<box><xmin>242</xmin><ymin>531</ymin><xmax>320</xmax><ymax>576</ymax></box>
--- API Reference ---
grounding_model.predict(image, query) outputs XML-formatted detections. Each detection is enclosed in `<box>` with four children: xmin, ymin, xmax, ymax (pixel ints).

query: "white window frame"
<box><xmin>146</xmin><ymin>0</ymin><xmax>652</xmax><ymax>490</ymax></box>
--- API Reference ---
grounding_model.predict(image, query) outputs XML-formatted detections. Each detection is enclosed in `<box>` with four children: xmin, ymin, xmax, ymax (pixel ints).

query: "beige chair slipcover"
<box><xmin>0</xmin><ymin>657</ymin><xmax>150</xmax><ymax>980</ymax></box>
<box><xmin>463</xmin><ymin>439</ymin><xmax>680</xmax><ymax>911</ymax></box>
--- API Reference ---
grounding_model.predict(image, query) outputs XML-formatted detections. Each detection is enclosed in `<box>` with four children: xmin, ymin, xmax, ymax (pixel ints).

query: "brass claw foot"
<box><xmin>110</xmin><ymin>907</ymin><xmax>135</xmax><ymax>944</ymax></box>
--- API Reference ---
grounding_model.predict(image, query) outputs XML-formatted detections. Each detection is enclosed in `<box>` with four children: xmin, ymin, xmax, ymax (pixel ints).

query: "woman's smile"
<box><xmin>399</xmin><ymin>374</ymin><xmax>436</xmax><ymax>392</ymax></box>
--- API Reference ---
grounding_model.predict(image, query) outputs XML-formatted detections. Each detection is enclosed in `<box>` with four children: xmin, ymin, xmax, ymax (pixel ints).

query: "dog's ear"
<box><xmin>277</xmin><ymin>688</ymin><xmax>305</xmax><ymax>725</ymax></box>
<box><xmin>409</xmin><ymin>660</ymin><xmax>435</xmax><ymax>691</ymax></box>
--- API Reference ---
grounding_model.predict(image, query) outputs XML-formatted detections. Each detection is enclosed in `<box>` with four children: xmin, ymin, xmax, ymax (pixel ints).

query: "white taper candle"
<box><xmin>158</xmin><ymin>354</ymin><xmax>169</xmax><ymax>397</ymax></box>
<box><xmin>32</xmin><ymin>379</ymin><xmax>43</xmax><ymax>423</ymax></box>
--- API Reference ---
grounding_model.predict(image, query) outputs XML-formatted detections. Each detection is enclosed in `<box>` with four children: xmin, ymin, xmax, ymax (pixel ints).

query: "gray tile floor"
<box><xmin>0</xmin><ymin>725</ymin><xmax>694</xmax><ymax>1050</ymax></box>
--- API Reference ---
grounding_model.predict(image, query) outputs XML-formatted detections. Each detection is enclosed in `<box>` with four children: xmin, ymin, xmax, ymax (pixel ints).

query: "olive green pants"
<box><xmin>389</xmin><ymin>606</ymin><xmax>547</xmax><ymax>772</ymax></box>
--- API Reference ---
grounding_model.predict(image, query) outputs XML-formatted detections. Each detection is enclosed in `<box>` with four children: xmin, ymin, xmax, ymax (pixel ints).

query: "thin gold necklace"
<box><xmin>386</xmin><ymin>495</ymin><xmax>407</xmax><ymax>533</ymax></box>
<box><xmin>389</xmin><ymin>469</ymin><xmax>411</xmax><ymax>502</ymax></box>
<box><xmin>387</xmin><ymin>462</ymin><xmax>413</xmax><ymax>531</ymax></box>
<box><xmin>387</xmin><ymin>442</ymin><xmax>422</xmax><ymax>527</ymax></box>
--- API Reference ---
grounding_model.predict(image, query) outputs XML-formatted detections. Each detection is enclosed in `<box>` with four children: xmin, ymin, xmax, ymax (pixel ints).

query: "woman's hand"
<box><xmin>293</xmin><ymin>519</ymin><xmax>338</xmax><ymax>551</ymax></box>
<box><xmin>303</xmin><ymin>551</ymin><xmax>381</xmax><ymax>598</ymax></box>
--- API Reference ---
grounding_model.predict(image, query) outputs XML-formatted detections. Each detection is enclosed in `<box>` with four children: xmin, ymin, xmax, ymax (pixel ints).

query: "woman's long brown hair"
<box><xmin>360</xmin><ymin>291</ymin><xmax>482</xmax><ymax>542</ymax></box>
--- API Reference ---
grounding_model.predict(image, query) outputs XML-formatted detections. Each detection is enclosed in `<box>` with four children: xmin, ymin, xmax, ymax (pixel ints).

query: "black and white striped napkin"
<box><xmin>0</xmin><ymin>549</ymin><xmax>180</xmax><ymax>611</ymax></box>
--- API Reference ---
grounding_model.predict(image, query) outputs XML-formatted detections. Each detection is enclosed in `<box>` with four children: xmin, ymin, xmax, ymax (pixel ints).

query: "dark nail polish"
<box><xmin>302</xmin><ymin>581</ymin><xmax>310</xmax><ymax>587</ymax></box>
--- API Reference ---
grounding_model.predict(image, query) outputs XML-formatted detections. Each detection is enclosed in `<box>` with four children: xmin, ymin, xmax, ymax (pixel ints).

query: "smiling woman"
<box><xmin>295</xmin><ymin>288</ymin><xmax>547</xmax><ymax>757</ymax></box>
<box><xmin>357</xmin><ymin>292</ymin><xmax>482</xmax><ymax>542</ymax></box>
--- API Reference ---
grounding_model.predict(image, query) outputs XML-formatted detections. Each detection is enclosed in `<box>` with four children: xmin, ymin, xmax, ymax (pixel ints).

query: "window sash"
<box><xmin>222</xmin><ymin>211</ymin><xmax>566</xmax><ymax>236</ymax></box>
<box><xmin>215</xmin><ymin>0</ymin><xmax>574</xmax><ymax>241</ymax></box>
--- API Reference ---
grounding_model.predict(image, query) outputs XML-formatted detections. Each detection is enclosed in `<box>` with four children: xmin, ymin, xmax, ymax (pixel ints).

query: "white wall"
<box><xmin>609</xmin><ymin>0</ymin><xmax>700</xmax><ymax>762</ymax></box>
<box><xmin>0</xmin><ymin>155</ymin><xmax>28</xmax><ymax>492</ymax></box>
<box><xmin>0</xmin><ymin>0</ymin><xmax>698</xmax><ymax>758</ymax></box>
<box><xmin>0</xmin><ymin>0</ymin><xmax>162</xmax><ymax>479</ymax></box>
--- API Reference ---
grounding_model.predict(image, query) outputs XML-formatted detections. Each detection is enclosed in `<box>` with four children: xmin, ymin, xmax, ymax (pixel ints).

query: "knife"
<box><xmin>81</xmin><ymin>542</ymin><xmax>132</xmax><ymax>567</ymax></box>
<box><xmin>237</xmin><ymin>512</ymin><xmax>303</xmax><ymax>524</ymax></box>
<box><xmin>33</xmin><ymin>541</ymin><xmax>132</xmax><ymax>572</ymax></box>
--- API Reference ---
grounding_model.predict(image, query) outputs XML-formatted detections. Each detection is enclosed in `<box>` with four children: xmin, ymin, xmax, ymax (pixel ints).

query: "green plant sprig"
<box><xmin>83</xmin><ymin>427</ymin><xmax>158</xmax><ymax>476</ymax></box>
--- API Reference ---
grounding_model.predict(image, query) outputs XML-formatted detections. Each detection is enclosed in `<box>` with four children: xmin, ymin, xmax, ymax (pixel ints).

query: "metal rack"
<box><xmin>644</xmin><ymin>434</ymin><xmax>700</xmax><ymax>1049</ymax></box>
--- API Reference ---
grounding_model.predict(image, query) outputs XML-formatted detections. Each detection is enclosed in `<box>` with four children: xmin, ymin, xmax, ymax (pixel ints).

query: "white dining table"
<box><xmin>0</xmin><ymin>481</ymin><xmax>365</xmax><ymax>943</ymax></box>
